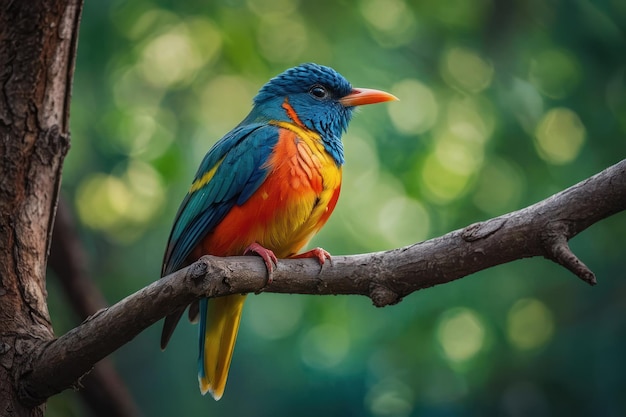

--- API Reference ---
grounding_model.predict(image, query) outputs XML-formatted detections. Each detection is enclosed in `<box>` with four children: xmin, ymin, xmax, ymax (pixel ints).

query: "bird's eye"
<box><xmin>309</xmin><ymin>85</ymin><xmax>329</xmax><ymax>100</ymax></box>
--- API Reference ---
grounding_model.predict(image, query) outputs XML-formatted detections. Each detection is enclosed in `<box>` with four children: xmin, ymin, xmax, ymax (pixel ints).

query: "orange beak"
<box><xmin>339</xmin><ymin>87</ymin><xmax>398</xmax><ymax>107</ymax></box>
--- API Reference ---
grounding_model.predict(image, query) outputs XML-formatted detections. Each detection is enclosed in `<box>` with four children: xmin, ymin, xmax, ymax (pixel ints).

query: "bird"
<box><xmin>160</xmin><ymin>63</ymin><xmax>397</xmax><ymax>400</ymax></box>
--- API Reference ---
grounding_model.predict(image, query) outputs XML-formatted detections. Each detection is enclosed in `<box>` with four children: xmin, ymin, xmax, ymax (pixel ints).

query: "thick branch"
<box><xmin>18</xmin><ymin>158</ymin><xmax>626</xmax><ymax>406</ymax></box>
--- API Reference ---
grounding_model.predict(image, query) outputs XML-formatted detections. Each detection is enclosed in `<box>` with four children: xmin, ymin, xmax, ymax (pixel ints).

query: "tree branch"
<box><xmin>18</xmin><ymin>158</ymin><xmax>626</xmax><ymax>407</ymax></box>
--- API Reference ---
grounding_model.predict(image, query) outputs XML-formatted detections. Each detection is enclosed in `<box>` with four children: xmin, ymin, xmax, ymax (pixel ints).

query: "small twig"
<box><xmin>542</xmin><ymin>223</ymin><xmax>596</xmax><ymax>285</ymax></box>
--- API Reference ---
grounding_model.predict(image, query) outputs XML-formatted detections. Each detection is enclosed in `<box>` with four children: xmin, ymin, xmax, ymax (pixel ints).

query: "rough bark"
<box><xmin>17</xmin><ymin>158</ymin><xmax>626</xmax><ymax>406</ymax></box>
<box><xmin>0</xmin><ymin>1</ymin><xmax>81</xmax><ymax>415</ymax></box>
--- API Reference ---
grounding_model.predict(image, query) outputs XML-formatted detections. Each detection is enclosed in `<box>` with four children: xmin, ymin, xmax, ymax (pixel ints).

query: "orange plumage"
<box><xmin>195</xmin><ymin>114</ymin><xmax>341</xmax><ymax>260</ymax></box>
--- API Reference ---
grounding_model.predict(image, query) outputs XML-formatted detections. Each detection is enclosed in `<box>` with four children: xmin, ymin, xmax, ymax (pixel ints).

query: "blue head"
<box><xmin>246</xmin><ymin>63</ymin><xmax>397</xmax><ymax>165</ymax></box>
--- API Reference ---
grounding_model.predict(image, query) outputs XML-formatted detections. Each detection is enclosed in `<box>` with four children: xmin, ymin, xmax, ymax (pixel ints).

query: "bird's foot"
<box><xmin>291</xmin><ymin>247</ymin><xmax>332</xmax><ymax>267</ymax></box>
<box><xmin>244</xmin><ymin>242</ymin><xmax>278</xmax><ymax>285</ymax></box>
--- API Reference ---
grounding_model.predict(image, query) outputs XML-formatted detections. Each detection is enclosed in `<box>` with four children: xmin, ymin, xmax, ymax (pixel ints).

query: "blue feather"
<box><xmin>246</xmin><ymin>63</ymin><xmax>354</xmax><ymax>166</ymax></box>
<box><xmin>162</xmin><ymin>124</ymin><xmax>279</xmax><ymax>275</ymax></box>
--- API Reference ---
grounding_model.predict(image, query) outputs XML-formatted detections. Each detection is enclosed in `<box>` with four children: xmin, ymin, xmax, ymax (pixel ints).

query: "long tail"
<box><xmin>198</xmin><ymin>294</ymin><xmax>247</xmax><ymax>400</ymax></box>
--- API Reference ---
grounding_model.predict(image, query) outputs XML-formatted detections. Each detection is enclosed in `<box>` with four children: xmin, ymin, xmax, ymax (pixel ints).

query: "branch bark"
<box><xmin>17</xmin><ymin>158</ymin><xmax>626</xmax><ymax>406</ymax></box>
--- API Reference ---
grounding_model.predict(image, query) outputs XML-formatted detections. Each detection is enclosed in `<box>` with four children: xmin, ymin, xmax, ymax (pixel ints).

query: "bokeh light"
<box><xmin>198</xmin><ymin>75</ymin><xmax>257</xmax><ymax>138</ymax></box>
<box><xmin>360</xmin><ymin>0</ymin><xmax>416</xmax><ymax>46</ymax></box>
<box><xmin>534</xmin><ymin>107</ymin><xmax>586</xmax><ymax>165</ymax></box>
<box><xmin>388</xmin><ymin>79</ymin><xmax>439</xmax><ymax>135</ymax></box>
<box><xmin>446</xmin><ymin>95</ymin><xmax>494</xmax><ymax>144</ymax></box>
<box><xmin>507</xmin><ymin>298</ymin><xmax>555</xmax><ymax>351</ymax></box>
<box><xmin>441</xmin><ymin>47</ymin><xmax>494</xmax><ymax>93</ymax></box>
<box><xmin>421</xmin><ymin>151</ymin><xmax>474</xmax><ymax>204</ymax></box>
<box><xmin>473</xmin><ymin>157</ymin><xmax>525</xmax><ymax>215</ymax></box>
<box><xmin>100</xmin><ymin>107</ymin><xmax>176</xmax><ymax>160</ymax></box>
<box><xmin>138</xmin><ymin>25</ymin><xmax>204</xmax><ymax>88</ymax></box>
<box><xmin>365</xmin><ymin>378</ymin><xmax>414</xmax><ymax>417</ymax></box>
<box><xmin>332</xmin><ymin>130</ymin><xmax>432</xmax><ymax>250</ymax></box>
<box><xmin>75</xmin><ymin>161</ymin><xmax>165</xmax><ymax>242</ymax></box>
<box><xmin>378</xmin><ymin>196</ymin><xmax>431</xmax><ymax>247</ymax></box>
<box><xmin>434</xmin><ymin>133</ymin><xmax>484</xmax><ymax>176</ymax></box>
<box><xmin>300</xmin><ymin>323</ymin><xmax>351</xmax><ymax>370</ymax></box>
<box><xmin>436</xmin><ymin>307</ymin><xmax>486</xmax><ymax>364</ymax></box>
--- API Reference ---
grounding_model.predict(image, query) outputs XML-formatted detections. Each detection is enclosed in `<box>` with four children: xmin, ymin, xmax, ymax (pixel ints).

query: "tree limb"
<box><xmin>17</xmin><ymin>158</ymin><xmax>626</xmax><ymax>407</ymax></box>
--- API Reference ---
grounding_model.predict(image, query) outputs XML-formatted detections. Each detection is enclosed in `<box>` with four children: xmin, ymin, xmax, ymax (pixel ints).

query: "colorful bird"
<box><xmin>161</xmin><ymin>63</ymin><xmax>397</xmax><ymax>400</ymax></box>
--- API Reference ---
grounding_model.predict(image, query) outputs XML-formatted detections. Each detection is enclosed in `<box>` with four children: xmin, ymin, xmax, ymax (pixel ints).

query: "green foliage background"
<box><xmin>48</xmin><ymin>0</ymin><xmax>626</xmax><ymax>415</ymax></box>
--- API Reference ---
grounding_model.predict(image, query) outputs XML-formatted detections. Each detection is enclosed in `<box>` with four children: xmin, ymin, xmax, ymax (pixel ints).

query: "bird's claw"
<box><xmin>244</xmin><ymin>242</ymin><xmax>278</xmax><ymax>287</ymax></box>
<box><xmin>291</xmin><ymin>247</ymin><xmax>332</xmax><ymax>270</ymax></box>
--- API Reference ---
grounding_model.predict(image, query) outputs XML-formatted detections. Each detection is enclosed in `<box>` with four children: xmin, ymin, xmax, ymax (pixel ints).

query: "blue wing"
<box><xmin>161</xmin><ymin>123</ymin><xmax>280</xmax><ymax>276</ymax></box>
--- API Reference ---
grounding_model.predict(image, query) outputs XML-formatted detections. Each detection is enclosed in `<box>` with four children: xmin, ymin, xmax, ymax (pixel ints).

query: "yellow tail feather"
<box><xmin>199</xmin><ymin>294</ymin><xmax>247</xmax><ymax>400</ymax></box>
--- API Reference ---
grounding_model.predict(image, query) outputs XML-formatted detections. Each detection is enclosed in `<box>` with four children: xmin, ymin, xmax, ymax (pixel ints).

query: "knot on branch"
<box><xmin>191</xmin><ymin>256</ymin><xmax>250</xmax><ymax>298</ymax></box>
<box><xmin>461</xmin><ymin>218</ymin><xmax>507</xmax><ymax>242</ymax></box>
<box><xmin>188</xmin><ymin>257</ymin><xmax>210</xmax><ymax>283</ymax></box>
<box><xmin>369</xmin><ymin>284</ymin><xmax>401</xmax><ymax>307</ymax></box>
<box><xmin>541</xmin><ymin>222</ymin><xmax>597</xmax><ymax>286</ymax></box>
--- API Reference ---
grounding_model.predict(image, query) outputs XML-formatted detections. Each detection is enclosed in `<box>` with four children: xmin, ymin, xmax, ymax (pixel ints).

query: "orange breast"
<box><xmin>197</xmin><ymin>126</ymin><xmax>341</xmax><ymax>259</ymax></box>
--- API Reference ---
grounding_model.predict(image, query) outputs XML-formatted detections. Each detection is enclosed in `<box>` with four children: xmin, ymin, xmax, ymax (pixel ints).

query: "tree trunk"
<box><xmin>0</xmin><ymin>1</ymin><xmax>81</xmax><ymax>415</ymax></box>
